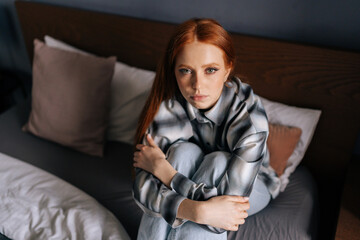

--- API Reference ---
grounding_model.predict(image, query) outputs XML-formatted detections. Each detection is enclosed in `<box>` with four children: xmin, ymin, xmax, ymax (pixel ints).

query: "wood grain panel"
<box><xmin>16</xmin><ymin>1</ymin><xmax>176</xmax><ymax>71</ymax></box>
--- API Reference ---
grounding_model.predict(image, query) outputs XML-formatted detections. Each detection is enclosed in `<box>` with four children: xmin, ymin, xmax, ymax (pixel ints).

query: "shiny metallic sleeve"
<box><xmin>132</xmin><ymin>99</ymin><xmax>194</xmax><ymax>228</ymax></box>
<box><xmin>224</xmin><ymin>131</ymin><xmax>267</xmax><ymax>196</ymax></box>
<box><xmin>170</xmin><ymin>132</ymin><xmax>267</xmax><ymax>199</ymax></box>
<box><xmin>169</xmin><ymin>92</ymin><xmax>269</xmax><ymax>233</ymax></box>
<box><xmin>169</xmin><ymin>78</ymin><xmax>270</xmax><ymax>203</ymax></box>
<box><xmin>133</xmin><ymin>168</ymin><xmax>188</xmax><ymax>228</ymax></box>
<box><xmin>169</xmin><ymin>131</ymin><xmax>267</xmax><ymax>233</ymax></box>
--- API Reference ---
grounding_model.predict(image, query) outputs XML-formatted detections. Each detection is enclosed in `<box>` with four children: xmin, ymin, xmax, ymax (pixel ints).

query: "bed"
<box><xmin>0</xmin><ymin>1</ymin><xmax>359</xmax><ymax>239</ymax></box>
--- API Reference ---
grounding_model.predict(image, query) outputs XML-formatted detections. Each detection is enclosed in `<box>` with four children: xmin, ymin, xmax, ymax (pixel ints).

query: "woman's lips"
<box><xmin>191</xmin><ymin>95</ymin><xmax>207</xmax><ymax>101</ymax></box>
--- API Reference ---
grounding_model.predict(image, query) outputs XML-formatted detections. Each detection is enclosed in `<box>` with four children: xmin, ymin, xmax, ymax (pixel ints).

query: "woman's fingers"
<box><xmin>146</xmin><ymin>134</ymin><xmax>158</xmax><ymax>148</ymax></box>
<box><xmin>225</xmin><ymin>195</ymin><xmax>250</xmax><ymax>211</ymax></box>
<box><xmin>240</xmin><ymin>210</ymin><xmax>248</xmax><ymax>219</ymax></box>
<box><xmin>229</xmin><ymin>195</ymin><xmax>249</xmax><ymax>203</ymax></box>
<box><xmin>239</xmin><ymin>202</ymin><xmax>250</xmax><ymax>211</ymax></box>
<box><xmin>133</xmin><ymin>154</ymin><xmax>143</xmax><ymax>168</ymax></box>
<box><xmin>135</xmin><ymin>144</ymin><xmax>146</xmax><ymax>151</ymax></box>
<box><xmin>230</xmin><ymin>224</ymin><xmax>239</xmax><ymax>231</ymax></box>
<box><xmin>201</xmin><ymin>195</ymin><xmax>250</xmax><ymax>231</ymax></box>
<box><xmin>133</xmin><ymin>152</ymin><xmax>141</xmax><ymax>163</ymax></box>
<box><xmin>136</xmin><ymin>135</ymin><xmax>157</xmax><ymax>151</ymax></box>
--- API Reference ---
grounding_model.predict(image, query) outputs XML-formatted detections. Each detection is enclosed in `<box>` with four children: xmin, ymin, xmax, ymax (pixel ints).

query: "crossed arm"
<box><xmin>133</xmin><ymin>134</ymin><xmax>250</xmax><ymax>231</ymax></box>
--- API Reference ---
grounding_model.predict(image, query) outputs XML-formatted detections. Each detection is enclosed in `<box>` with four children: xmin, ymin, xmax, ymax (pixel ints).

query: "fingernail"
<box><xmin>244</xmin><ymin>197</ymin><xmax>249</xmax><ymax>201</ymax></box>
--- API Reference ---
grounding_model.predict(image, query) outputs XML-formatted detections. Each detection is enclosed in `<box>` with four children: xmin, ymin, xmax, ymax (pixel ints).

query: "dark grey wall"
<box><xmin>0</xmin><ymin>0</ymin><xmax>30</xmax><ymax>73</ymax></box>
<box><xmin>1</xmin><ymin>0</ymin><xmax>360</xmax><ymax>74</ymax></box>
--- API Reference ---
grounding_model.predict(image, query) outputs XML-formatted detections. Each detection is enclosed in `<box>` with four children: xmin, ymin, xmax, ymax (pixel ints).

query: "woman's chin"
<box><xmin>190</xmin><ymin>101</ymin><xmax>213</xmax><ymax>110</ymax></box>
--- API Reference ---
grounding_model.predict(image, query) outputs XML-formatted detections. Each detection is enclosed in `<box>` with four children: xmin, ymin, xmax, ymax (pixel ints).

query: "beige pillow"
<box><xmin>267</xmin><ymin>124</ymin><xmax>302</xmax><ymax>176</ymax></box>
<box><xmin>22</xmin><ymin>39</ymin><xmax>116</xmax><ymax>157</ymax></box>
<box><xmin>44</xmin><ymin>35</ymin><xmax>155</xmax><ymax>145</ymax></box>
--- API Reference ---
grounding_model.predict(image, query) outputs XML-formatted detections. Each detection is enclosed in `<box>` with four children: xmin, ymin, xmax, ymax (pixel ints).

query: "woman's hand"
<box><xmin>134</xmin><ymin>134</ymin><xmax>166</xmax><ymax>174</ymax></box>
<box><xmin>196</xmin><ymin>195</ymin><xmax>250</xmax><ymax>231</ymax></box>
<box><xmin>134</xmin><ymin>134</ymin><xmax>177</xmax><ymax>188</ymax></box>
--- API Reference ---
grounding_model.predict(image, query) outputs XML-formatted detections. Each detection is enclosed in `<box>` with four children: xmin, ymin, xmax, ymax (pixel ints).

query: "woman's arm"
<box><xmin>133</xmin><ymin>96</ymin><xmax>261</xmax><ymax>232</ymax></box>
<box><xmin>136</xmin><ymin>132</ymin><xmax>266</xmax><ymax>201</ymax></box>
<box><xmin>171</xmin><ymin>132</ymin><xmax>267</xmax><ymax>199</ymax></box>
<box><xmin>178</xmin><ymin>196</ymin><xmax>249</xmax><ymax>232</ymax></box>
<box><xmin>134</xmin><ymin>166</ymin><xmax>249</xmax><ymax>232</ymax></box>
<box><xmin>133</xmin><ymin>156</ymin><xmax>250</xmax><ymax>231</ymax></box>
<box><xmin>139</xmin><ymin>83</ymin><xmax>270</xmax><ymax>201</ymax></box>
<box><xmin>134</xmin><ymin>134</ymin><xmax>252</xmax><ymax>233</ymax></box>
<box><xmin>132</xmin><ymin>100</ymin><xmax>193</xmax><ymax>228</ymax></box>
<box><xmin>133</xmin><ymin>135</ymin><xmax>176</xmax><ymax>188</ymax></box>
<box><xmin>133</xmin><ymin>167</ymin><xmax>187</xmax><ymax>227</ymax></box>
<box><xmin>133</xmin><ymin>139</ymin><xmax>250</xmax><ymax>232</ymax></box>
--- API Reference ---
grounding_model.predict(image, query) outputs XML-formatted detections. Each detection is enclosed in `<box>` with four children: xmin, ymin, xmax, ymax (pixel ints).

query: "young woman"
<box><xmin>133</xmin><ymin>18</ymin><xmax>280</xmax><ymax>240</ymax></box>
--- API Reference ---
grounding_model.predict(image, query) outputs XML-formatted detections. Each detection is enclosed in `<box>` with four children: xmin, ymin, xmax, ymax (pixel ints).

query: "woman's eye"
<box><xmin>205</xmin><ymin>68</ymin><xmax>219</xmax><ymax>74</ymax></box>
<box><xmin>179</xmin><ymin>68</ymin><xmax>192</xmax><ymax>74</ymax></box>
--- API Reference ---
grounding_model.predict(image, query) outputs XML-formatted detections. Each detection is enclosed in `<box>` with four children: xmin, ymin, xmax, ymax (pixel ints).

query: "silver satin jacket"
<box><xmin>133</xmin><ymin>77</ymin><xmax>280</xmax><ymax>232</ymax></box>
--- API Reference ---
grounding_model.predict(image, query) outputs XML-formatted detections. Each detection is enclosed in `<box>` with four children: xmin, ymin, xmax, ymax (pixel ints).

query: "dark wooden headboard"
<box><xmin>15</xmin><ymin>1</ymin><xmax>360</xmax><ymax>238</ymax></box>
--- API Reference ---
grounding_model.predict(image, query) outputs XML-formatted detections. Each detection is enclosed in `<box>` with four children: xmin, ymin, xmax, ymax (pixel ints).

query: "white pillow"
<box><xmin>44</xmin><ymin>36</ymin><xmax>155</xmax><ymax>145</ymax></box>
<box><xmin>260</xmin><ymin>97</ymin><xmax>321</xmax><ymax>191</ymax></box>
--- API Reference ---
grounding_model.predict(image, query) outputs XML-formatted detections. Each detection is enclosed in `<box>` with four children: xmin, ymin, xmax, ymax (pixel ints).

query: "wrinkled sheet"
<box><xmin>0</xmin><ymin>152</ymin><xmax>130</xmax><ymax>240</ymax></box>
<box><xmin>228</xmin><ymin>165</ymin><xmax>318</xmax><ymax>240</ymax></box>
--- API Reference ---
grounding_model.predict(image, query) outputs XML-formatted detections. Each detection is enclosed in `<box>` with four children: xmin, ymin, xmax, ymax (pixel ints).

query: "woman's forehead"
<box><xmin>175</xmin><ymin>41</ymin><xmax>226</xmax><ymax>67</ymax></box>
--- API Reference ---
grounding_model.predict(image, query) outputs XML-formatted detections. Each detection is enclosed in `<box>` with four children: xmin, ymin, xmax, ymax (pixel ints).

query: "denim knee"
<box><xmin>166</xmin><ymin>142</ymin><xmax>203</xmax><ymax>177</ymax></box>
<box><xmin>202</xmin><ymin>151</ymin><xmax>231</xmax><ymax>170</ymax></box>
<box><xmin>192</xmin><ymin>151</ymin><xmax>231</xmax><ymax>186</ymax></box>
<box><xmin>247</xmin><ymin>177</ymin><xmax>271</xmax><ymax>216</ymax></box>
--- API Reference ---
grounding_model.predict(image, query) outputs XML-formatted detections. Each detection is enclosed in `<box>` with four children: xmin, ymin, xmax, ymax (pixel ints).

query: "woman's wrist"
<box><xmin>177</xmin><ymin>199</ymin><xmax>204</xmax><ymax>223</ymax></box>
<box><xmin>154</xmin><ymin>159</ymin><xmax>177</xmax><ymax>188</ymax></box>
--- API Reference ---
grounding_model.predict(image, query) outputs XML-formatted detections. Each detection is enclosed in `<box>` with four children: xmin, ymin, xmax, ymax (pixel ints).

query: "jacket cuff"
<box><xmin>170</xmin><ymin>172</ymin><xmax>196</xmax><ymax>198</ymax></box>
<box><xmin>160</xmin><ymin>189</ymin><xmax>187</xmax><ymax>228</ymax></box>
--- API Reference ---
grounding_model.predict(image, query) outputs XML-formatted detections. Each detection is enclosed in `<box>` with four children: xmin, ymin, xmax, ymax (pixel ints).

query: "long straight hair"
<box><xmin>135</xmin><ymin>18</ymin><xmax>236</xmax><ymax>144</ymax></box>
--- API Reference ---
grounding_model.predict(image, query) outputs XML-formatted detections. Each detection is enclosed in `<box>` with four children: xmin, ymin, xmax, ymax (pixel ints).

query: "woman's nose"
<box><xmin>192</xmin><ymin>73</ymin><xmax>202</xmax><ymax>90</ymax></box>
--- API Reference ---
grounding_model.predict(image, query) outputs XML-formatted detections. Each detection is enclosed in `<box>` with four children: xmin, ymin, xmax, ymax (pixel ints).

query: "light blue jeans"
<box><xmin>137</xmin><ymin>142</ymin><xmax>271</xmax><ymax>240</ymax></box>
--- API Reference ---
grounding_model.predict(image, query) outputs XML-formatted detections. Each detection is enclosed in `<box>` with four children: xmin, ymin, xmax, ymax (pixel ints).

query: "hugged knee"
<box><xmin>166</xmin><ymin>142</ymin><xmax>203</xmax><ymax>177</ymax></box>
<box><xmin>203</xmin><ymin>151</ymin><xmax>231</xmax><ymax>169</ymax></box>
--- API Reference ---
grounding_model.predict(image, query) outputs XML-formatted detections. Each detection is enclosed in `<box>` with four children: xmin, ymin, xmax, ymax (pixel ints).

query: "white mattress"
<box><xmin>0</xmin><ymin>152</ymin><xmax>130</xmax><ymax>240</ymax></box>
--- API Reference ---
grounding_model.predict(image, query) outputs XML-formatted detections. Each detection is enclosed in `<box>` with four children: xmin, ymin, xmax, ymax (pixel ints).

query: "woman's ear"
<box><xmin>224</xmin><ymin>62</ymin><xmax>233</xmax><ymax>82</ymax></box>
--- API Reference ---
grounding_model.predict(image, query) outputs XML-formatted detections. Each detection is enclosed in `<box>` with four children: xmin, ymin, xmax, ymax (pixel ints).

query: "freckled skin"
<box><xmin>175</xmin><ymin>41</ymin><xmax>231</xmax><ymax>110</ymax></box>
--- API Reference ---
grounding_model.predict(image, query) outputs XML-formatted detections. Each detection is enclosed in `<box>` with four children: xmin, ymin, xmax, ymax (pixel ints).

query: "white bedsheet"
<box><xmin>0</xmin><ymin>152</ymin><xmax>130</xmax><ymax>240</ymax></box>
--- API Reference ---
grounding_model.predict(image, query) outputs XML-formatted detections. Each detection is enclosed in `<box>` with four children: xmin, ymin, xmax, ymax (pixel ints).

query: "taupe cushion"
<box><xmin>22</xmin><ymin>39</ymin><xmax>116</xmax><ymax>156</ymax></box>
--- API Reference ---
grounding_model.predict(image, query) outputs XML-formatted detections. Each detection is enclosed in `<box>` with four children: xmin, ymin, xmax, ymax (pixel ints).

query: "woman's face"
<box><xmin>175</xmin><ymin>41</ymin><xmax>231</xmax><ymax>110</ymax></box>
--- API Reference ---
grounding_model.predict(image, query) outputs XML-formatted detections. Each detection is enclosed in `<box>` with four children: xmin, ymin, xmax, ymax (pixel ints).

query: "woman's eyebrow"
<box><xmin>202</xmin><ymin>63</ymin><xmax>221</xmax><ymax>68</ymax></box>
<box><xmin>176</xmin><ymin>63</ymin><xmax>221</xmax><ymax>68</ymax></box>
<box><xmin>177</xmin><ymin>64</ymin><xmax>192</xmax><ymax>69</ymax></box>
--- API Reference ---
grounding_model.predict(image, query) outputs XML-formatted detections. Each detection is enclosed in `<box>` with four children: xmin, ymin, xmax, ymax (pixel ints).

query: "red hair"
<box><xmin>135</xmin><ymin>18</ymin><xmax>236</xmax><ymax>144</ymax></box>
